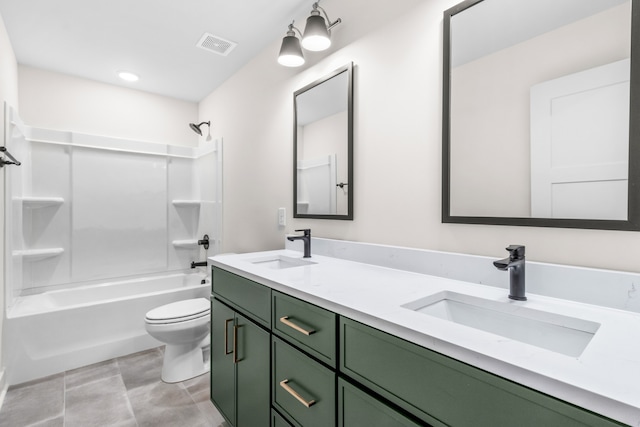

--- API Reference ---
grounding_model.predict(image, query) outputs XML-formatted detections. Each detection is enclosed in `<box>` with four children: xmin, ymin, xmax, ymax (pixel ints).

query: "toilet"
<box><xmin>144</xmin><ymin>297</ymin><xmax>211</xmax><ymax>383</ymax></box>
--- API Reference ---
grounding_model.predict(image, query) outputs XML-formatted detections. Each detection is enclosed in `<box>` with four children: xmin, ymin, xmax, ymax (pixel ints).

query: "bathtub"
<box><xmin>4</xmin><ymin>271</ymin><xmax>210</xmax><ymax>385</ymax></box>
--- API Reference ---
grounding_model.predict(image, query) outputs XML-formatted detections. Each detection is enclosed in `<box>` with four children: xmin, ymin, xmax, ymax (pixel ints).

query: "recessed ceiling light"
<box><xmin>118</xmin><ymin>71</ymin><xmax>139</xmax><ymax>82</ymax></box>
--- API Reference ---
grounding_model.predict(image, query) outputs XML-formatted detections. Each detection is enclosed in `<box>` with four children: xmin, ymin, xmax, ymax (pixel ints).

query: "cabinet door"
<box><xmin>211</xmin><ymin>299</ymin><xmax>236</xmax><ymax>425</ymax></box>
<box><xmin>236</xmin><ymin>312</ymin><xmax>271</xmax><ymax>427</ymax></box>
<box><xmin>338</xmin><ymin>379</ymin><xmax>421</xmax><ymax>427</ymax></box>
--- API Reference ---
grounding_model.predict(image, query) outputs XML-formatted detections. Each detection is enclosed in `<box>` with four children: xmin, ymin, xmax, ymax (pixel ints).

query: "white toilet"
<box><xmin>144</xmin><ymin>297</ymin><xmax>211</xmax><ymax>383</ymax></box>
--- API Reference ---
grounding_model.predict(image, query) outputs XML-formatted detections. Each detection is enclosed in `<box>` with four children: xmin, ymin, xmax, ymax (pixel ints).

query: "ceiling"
<box><xmin>0</xmin><ymin>0</ymin><xmax>311</xmax><ymax>102</ymax></box>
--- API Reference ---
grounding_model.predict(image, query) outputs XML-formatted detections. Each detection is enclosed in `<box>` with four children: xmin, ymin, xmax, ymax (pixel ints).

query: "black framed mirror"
<box><xmin>443</xmin><ymin>0</ymin><xmax>640</xmax><ymax>230</ymax></box>
<box><xmin>293</xmin><ymin>63</ymin><xmax>354</xmax><ymax>220</ymax></box>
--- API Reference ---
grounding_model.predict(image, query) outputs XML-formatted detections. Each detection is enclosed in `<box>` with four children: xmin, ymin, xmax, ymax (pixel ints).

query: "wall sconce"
<box><xmin>277</xmin><ymin>1</ymin><xmax>342</xmax><ymax>67</ymax></box>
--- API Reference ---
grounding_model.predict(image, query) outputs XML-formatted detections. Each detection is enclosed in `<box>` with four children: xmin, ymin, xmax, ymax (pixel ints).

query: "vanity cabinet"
<box><xmin>272</xmin><ymin>336</ymin><xmax>336</xmax><ymax>427</ymax></box>
<box><xmin>211</xmin><ymin>266</ymin><xmax>624</xmax><ymax>427</ymax></box>
<box><xmin>211</xmin><ymin>268</ymin><xmax>271</xmax><ymax>427</ymax></box>
<box><xmin>272</xmin><ymin>291</ymin><xmax>337</xmax><ymax>367</ymax></box>
<box><xmin>339</xmin><ymin>317</ymin><xmax>624</xmax><ymax>427</ymax></box>
<box><xmin>338</xmin><ymin>379</ymin><xmax>422</xmax><ymax>427</ymax></box>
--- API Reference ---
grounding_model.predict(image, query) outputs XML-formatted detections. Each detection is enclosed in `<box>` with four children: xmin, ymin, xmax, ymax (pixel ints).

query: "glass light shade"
<box><xmin>301</xmin><ymin>15</ymin><xmax>331</xmax><ymax>51</ymax></box>
<box><xmin>278</xmin><ymin>34</ymin><xmax>305</xmax><ymax>67</ymax></box>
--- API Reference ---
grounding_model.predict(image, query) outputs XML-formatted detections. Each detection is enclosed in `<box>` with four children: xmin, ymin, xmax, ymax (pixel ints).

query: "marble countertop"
<box><xmin>210</xmin><ymin>249</ymin><xmax>640</xmax><ymax>426</ymax></box>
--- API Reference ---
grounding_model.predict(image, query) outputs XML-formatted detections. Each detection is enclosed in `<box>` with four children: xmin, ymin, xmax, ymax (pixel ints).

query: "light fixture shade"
<box><xmin>302</xmin><ymin>15</ymin><xmax>331</xmax><ymax>51</ymax></box>
<box><xmin>278</xmin><ymin>34</ymin><xmax>305</xmax><ymax>67</ymax></box>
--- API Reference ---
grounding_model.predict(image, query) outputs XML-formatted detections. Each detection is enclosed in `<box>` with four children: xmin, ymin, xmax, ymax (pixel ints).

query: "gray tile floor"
<box><xmin>0</xmin><ymin>347</ymin><xmax>229</xmax><ymax>427</ymax></box>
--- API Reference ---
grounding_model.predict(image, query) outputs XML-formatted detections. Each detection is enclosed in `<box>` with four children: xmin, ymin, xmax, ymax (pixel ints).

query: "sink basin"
<box><xmin>402</xmin><ymin>291</ymin><xmax>600</xmax><ymax>357</ymax></box>
<box><xmin>248</xmin><ymin>255</ymin><xmax>316</xmax><ymax>270</ymax></box>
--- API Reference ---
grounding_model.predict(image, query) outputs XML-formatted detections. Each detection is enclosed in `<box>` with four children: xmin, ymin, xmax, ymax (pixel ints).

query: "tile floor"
<box><xmin>0</xmin><ymin>347</ymin><xmax>229</xmax><ymax>427</ymax></box>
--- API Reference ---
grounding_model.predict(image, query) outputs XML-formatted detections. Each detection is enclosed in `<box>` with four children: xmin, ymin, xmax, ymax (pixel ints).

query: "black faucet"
<box><xmin>493</xmin><ymin>245</ymin><xmax>526</xmax><ymax>301</ymax></box>
<box><xmin>191</xmin><ymin>261</ymin><xmax>207</xmax><ymax>269</ymax></box>
<box><xmin>287</xmin><ymin>229</ymin><xmax>311</xmax><ymax>258</ymax></box>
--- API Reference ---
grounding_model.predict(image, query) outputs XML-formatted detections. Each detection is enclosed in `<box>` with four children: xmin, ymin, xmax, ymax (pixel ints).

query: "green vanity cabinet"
<box><xmin>211</xmin><ymin>298</ymin><xmax>271</xmax><ymax>427</ymax></box>
<box><xmin>339</xmin><ymin>317</ymin><xmax>625</xmax><ymax>427</ymax></box>
<box><xmin>210</xmin><ymin>266</ymin><xmax>625</xmax><ymax>427</ymax></box>
<box><xmin>211</xmin><ymin>267</ymin><xmax>272</xmax><ymax>427</ymax></box>
<box><xmin>272</xmin><ymin>336</ymin><xmax>336</xmax><ymax>427</ymax></box>
<box><xmin>272</xmin><ymin>410</ymin><xmax>293</xmax><ymax>427</ymax></box>
<box><xmin>272</xmin><ymin>291</ymin><xmax>337</xmax><ymax>367</ymax></box>
<box><xmin>338</xmin><ymin>379</ymin><xmax>423</xmax><ymax>427</ymax></box>
<box><xmin>213</xmin><ymin>267</ymin><xmax>272</xmax><ymax>328</ymax></box>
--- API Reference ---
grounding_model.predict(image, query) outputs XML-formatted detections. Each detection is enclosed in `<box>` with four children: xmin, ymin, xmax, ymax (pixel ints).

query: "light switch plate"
<box><xmin>278</xmin><ymin>207</ymin><xmax>286</xmax><ymax>226</ymax></box>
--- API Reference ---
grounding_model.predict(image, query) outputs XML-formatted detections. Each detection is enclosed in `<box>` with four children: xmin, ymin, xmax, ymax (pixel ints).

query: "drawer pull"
<box><xmin>279</xmin><ymin>379</ymin><xmax>316</xmax><ymax>408</ymax></box>
<box><xmin>280</xmin><ymin>316</ymin><xmax>316</xmax><ymax>336</ymax></box>
<box><xmin>224</xmin><ymin>318</ymin><xmax>233</xmax><ymax>355</ymax></box>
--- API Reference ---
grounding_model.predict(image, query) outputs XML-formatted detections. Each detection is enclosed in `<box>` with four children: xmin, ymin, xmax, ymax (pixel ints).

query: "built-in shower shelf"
<box><xmin>13</xmin><ymin>248</ymin><xmax>64</xmax><ymax>261</ymax></box>
<box><xmin>172</xmin><ymin>239</ymin><xmax>199</xmax><ymax>249</ymax></box>
<box><xmin>18</xmin><ymin>197</ymin><xmax>65</xmax><ymax>209</ymax></box>
<box><xmin>172</xmin><ymin>200</ymin><xmax>203</xmax><ymax>207</ymax></box>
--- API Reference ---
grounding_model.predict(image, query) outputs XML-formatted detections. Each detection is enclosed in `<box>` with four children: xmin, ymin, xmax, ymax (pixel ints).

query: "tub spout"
<box><xmin>191</xmin><ymin>261</ymin><xmax>207</xmax><ymax>269</ymax></box>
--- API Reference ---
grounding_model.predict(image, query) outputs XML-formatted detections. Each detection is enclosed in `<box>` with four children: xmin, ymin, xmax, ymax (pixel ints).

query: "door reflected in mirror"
<box><xmin>294</xmin><ymin>63</ymin><xmax>353</xmax><ymax>220</ymax></box>
<box><xmin>443</xmin><ymin>0</ymin><xmax>640</xmax><ymax>230</ymax></box>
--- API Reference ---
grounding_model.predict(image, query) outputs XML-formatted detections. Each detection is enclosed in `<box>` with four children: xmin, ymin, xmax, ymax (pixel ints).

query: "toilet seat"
<box><xmin>145</xmin><ymin>298</ymin><xmax>210</xmax><ymax>324</ymax></box>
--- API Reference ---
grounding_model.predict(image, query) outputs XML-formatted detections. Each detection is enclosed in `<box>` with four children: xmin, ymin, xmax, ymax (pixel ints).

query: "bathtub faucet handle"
<box><xmin>198</xmin><ymin>234</ymin><xmax>209</xmax><ymax>250</ymax></box>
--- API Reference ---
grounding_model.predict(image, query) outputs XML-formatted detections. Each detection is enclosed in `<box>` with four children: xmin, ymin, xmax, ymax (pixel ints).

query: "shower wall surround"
<box><xmin>4</xmin><ymin>107</ymin><xmax>222</xmax><ymax>306</ymax></box>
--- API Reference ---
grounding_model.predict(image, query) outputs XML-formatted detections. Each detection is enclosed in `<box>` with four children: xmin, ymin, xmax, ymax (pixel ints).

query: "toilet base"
<box><xmin>161</xmin><ymin>342</ymin><xmax>209</xmax><ymax>383</ymax></box>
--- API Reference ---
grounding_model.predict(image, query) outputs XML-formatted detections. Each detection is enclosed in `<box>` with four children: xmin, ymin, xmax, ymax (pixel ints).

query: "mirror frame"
<box><xmin>293</xmin><ymin>62</ymin><xmax>354</xmax><ymax>220</ymax></box>
<box><xmin>442</xmin><ymin>0</ymin><xmax>640</xmax><ymax>231</ymax></box>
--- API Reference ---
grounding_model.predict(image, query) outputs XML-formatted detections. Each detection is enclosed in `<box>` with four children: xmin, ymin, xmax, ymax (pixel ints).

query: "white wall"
<box><xmin>0</xmin><ymin>10</ymin><xmax>18</xmax><ymax>402</ymax></box>
<box><xmin>18</xmin><ymin>66</ymin><xmax>199</xmax><ymax>146</ymax></box>
<box><xmin>200</xmin><ymin>0</ymin><xmax>640</xmax><ymax>274</ymax></box>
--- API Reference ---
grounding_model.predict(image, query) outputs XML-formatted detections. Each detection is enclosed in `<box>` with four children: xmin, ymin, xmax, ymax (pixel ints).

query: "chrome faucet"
<box><xmin>287</xmin><ymin>229</ymin><xmax>311</xmax><ymax>258</ymax></box>
<box><xmin>493</xmin><ymin>245</ymin><xmax>526</xmax><ymax>301</ymax></box>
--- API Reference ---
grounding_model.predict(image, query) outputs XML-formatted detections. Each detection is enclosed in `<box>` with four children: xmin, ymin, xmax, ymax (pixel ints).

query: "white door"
<box><xmin>530</xmin><ymin>58</ymin><xmax>629</xmax><ymax>220</ymax></box>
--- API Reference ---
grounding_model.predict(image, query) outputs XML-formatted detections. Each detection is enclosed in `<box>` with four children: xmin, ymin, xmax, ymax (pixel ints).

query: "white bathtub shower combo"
<box><xmin>3</xmin><ymin>106</ymin><xmax>222</xmax><ymax>385</ymax></box>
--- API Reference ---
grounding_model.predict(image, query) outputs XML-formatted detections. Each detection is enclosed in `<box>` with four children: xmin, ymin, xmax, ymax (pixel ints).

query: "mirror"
<box><xmin>294</xmin><ymin>63</ymin><xmax>354</xmax><ymax>220</ymax></box>
<box><xmin>443</xmin><ymin>0</ymin><xmax>640</xmax><ymax>230</ymax></box>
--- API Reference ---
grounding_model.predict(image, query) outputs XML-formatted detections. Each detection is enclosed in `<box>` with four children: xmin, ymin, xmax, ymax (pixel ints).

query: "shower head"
<box><xmin>189</xmin><ymin>121</ymin><xmax>210</xmax><ymax>136</ymax></box>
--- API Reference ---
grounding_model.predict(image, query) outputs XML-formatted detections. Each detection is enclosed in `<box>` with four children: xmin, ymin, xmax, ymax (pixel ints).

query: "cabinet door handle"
<box><xmin>224</xmin><ymin>318</ymin><xmax>233</xmax><ymax>355</ymax></box>
<box><xmin>233</xmin><ymin>325</ymin><xmax>240</xmax><ymax>364</ymax></box>
<box><xmin>279</xmin><ymin>379</ymin><xmax>316</xmax><ymax>408</ymax></box>
<box><xmin>279</xmin><ymin>316</ymin><xmax>316</xmax><ymax>336</ymax></box>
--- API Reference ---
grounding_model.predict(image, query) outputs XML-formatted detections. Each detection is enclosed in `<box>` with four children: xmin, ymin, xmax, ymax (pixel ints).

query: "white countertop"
<box><xmin>210</xmin><ymin>249</ymin><xmax>640</xmax><ymax>426</ymax></box>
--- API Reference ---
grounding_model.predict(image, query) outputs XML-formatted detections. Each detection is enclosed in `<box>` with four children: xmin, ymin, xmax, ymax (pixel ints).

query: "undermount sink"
<box><xmin>402</xmin><ymin>291</ymin><xmax>600</xmax><ymax>357</ymax></box>
<box><xmin>248</xmin><ymin>254</ymin><xmax>316</xmax><ymax>270</ymax></box>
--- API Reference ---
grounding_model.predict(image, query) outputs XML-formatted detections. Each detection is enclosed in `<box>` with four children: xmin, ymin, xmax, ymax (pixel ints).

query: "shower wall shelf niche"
<box><xmin>172</xmin><ymin>200</ymin><xmax>206</xmax><ymax>207</ymax></box>
<box><xmin>172</xmin><ymin>239</ymin><xmax>199</xmax><ymax>249</ymax></box>
<box><xmin>18</xmin><ymin>197</ymin><xmax>65</xmax><ymax>209</ymax></box>
<box><xmin>13</xmin><ymin>248</ymin><xmax>65</xmax><ymax>262</ymax></box>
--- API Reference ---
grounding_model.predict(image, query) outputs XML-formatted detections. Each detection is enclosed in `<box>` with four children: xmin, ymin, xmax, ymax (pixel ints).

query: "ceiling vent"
<box><xmin>196</xmin><ymin>33</ymin><xmax>237</xmax><ymax>56</ymax></box>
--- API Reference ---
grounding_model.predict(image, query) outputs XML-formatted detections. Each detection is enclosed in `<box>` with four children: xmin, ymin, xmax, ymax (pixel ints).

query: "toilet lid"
<box><xmin>145</xmin><ymin>298</ymin><xmax>210</xmax><ymax>322</ymax></box>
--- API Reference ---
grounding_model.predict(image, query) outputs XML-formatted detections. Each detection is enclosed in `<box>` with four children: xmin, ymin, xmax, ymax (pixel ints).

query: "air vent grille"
<box><xmin>196</xmin><ymin>33</ymin><xmax>237</xmax><ymax>56</ymax></box>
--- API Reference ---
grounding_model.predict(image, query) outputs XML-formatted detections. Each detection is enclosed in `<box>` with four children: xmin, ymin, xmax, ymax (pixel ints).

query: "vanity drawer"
<box><xmin>272</xmin><ymin>291</ymin><xmax>337</xmax><ymax>367</ymax></box>
<box><xmin>338</xmin><ymin>378</ymin><xmax>422</xmax><ymax>427</ymax></box>
<box><xmin>339</xmin><ymin>317</ymin><xmax>624</xmax><ymax>427</ymax></box>
<box><xmin>272</xmin><ymin>336</ymin><xmax>336</xmax><ymax>427</ymax></box>
<box><xmin>272</xmin><ymin>409</ymin><xmax>293</xmax><ymax>427</ymax></box>
<box><xmin>212</xmin><ymin>267</ymin><xmax>271</xmax><ymax>328</ymax></box>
